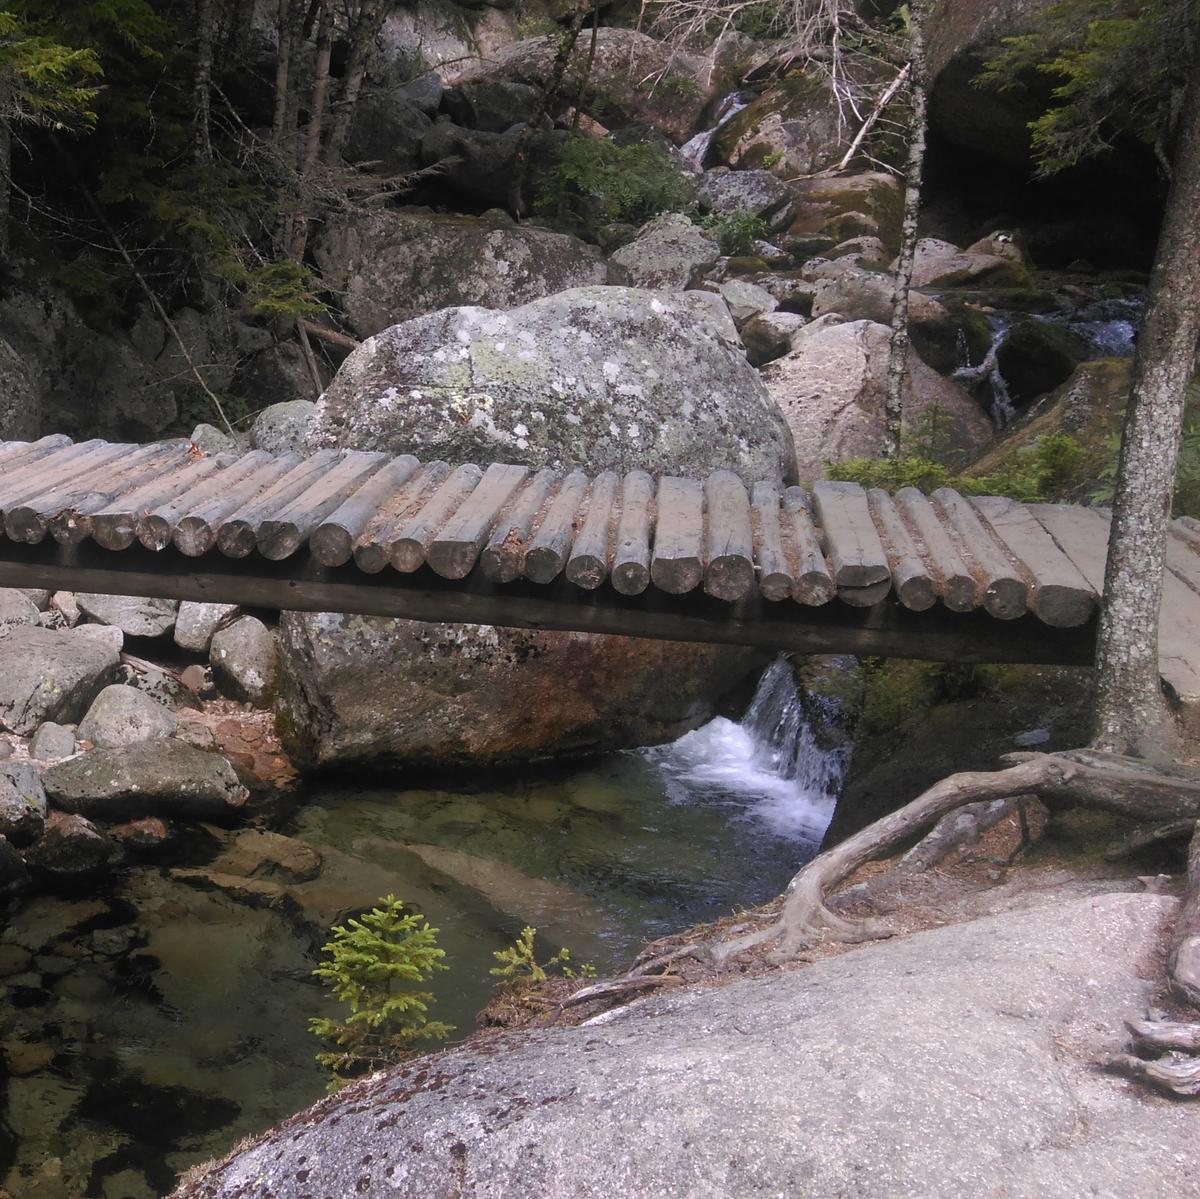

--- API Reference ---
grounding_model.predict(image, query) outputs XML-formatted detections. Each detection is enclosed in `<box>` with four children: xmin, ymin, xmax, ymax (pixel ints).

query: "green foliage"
<box><xmin>760</xmin><ymin>149</ymin><xmax>785</xmax><ymax>169</ymax></box>
<box><xmin>490</xmin><ymin>926</ymin><xmax>596</xmax><ymax>985</ymax></box>
<box><xmin>534</xmin><ymin>135</ymin><xmax>696</xmax><ymax>233</ymax></box>
<box><xmin>699</xmin><ymin>208</ymin><xmax>768</xmax><ymax>256</ymax></box>
<box><xmin>827</xmin><ymin>432</ymin><xmax>1087</xmax><ymax>503</ymax></box>
<box><xmin>0</xmin><ymin>10</ymin><xmax>100</xmax><ymax>132</ymax></box>
<box><xmin>857</xmin><ymin>657</ymin><xmax>1010</xmax><ymax>736</ymax></box>
<box><xmin>1087</xmin><ymin>383</ymin><xmax>1200</xmax><ymax>517</ymax></box>
<box><xmin>979</xmin><ymin>0</ymin><xmax>1199</xmax><ymax>175</ymax></box>
<box><xmin>311</xmin><ymin>896</ymin><xmax>452</xmax><ymax>1090</ymax></box>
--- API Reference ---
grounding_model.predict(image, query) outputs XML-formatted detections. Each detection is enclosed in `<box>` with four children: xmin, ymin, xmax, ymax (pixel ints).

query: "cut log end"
<box><xmin>257</xmin><ymin>521</ymin><xmax>305</xmax><ymax>562</ymax></box>
<box><xmin>651</xmin><ymin>557</ymin><xmax>703</xmax><ymax>596</ymax></box>
<box><xmin>704</xmin><ymin>556</ymin><xmax>755</xmax><ymax>603</ymax></box>
<box><xmin>173</xmin><ymin>516</ymin><xmax>217</xmax><ymax>558</ymax></box>
<box><xmin>1032</xmin><ymin>583</ymin><xmax>1095</xmax><ymax>629</ymax></box>
<box><xmin>611</xmin><ymin>561</ymin><xmax>650</xmax><ymax>596</ymax></box>
<box><xmin>525</xmin><ymin>546</ymin><xmax>567</xmax><ymax>586</ymax></box>
<box><xmin>309</xmin><ymin>524</ymin><xmax>354</xmax><ymax>568</ymax></box>
<box><xmin>983</xmin><ymin>578</ymin><xmax>1028</xmax><ymax>621</ymax></box>
<box><xmin>217</xmin><ymin>522</ymin><xmax>259</xmax><ymax>560</ymax></box>
<box><xmin>566</xmin><ymin>555</ymin><xmax>607</xmax><ymax>591</ymax></box>
<box><xmin>427</xmin><ymin>542</ymin><xmax>479</xmax><ymax>581</ymax></box>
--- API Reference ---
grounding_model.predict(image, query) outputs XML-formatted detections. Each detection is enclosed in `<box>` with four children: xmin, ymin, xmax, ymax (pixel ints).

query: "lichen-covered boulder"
<box><xmin>0</xmin><ymin>627</ymin><xmax>121</xmax><ymax>735</ymax></box>
<box><xmin>276</xmin><ymin>616</ymin><xmax>765</xmax><ymax>771</ymax></box>
<box><xmin>42</xmin><ymin>741</ymin><xmax>247</xmax><ymax>821</ymax></box>
<box><xmin>696</xmin><ymin>169</ymin><xmax>797</xmax><ymax>231</ymax></box>
<box><xmin>905</xmin><ymin>237</ymin><xmax>1030</xmax><ymax>290</ymax></box>
<box><xmin>609</xmin><ymin>214</ymin><xmax>719</xmax><ymax>290</ymax></box>
<box><xmin>763</xmin><ymin>318</ymin><xmax>994</xmax><ymax>481</ymax></box>
<box><xmin>306</xmin><ymin>286</ymin><xmax>796</xmax><ymax>480</ymax></box>
<box><xmin>285</xmin><ymin>286</ymin><xmax>790</xmax><ymax>769</ymax></box>
<box><xmin>314</xmin><ymin>208</ymin><xmax>615</xmax><ymax>339</ymax></box>
<box><xmin>76</xmin><ymin>593</ymin><xmax>178</xmax><ymax>638</ymax></box>
<box><xmin>77</xmin><ymin>684</ymin><xmax>178</xmax><ymax>749</ymax></box>
<box><xmin>175</xmin><ymin>602</ymin><xmax>240</xmax><ymax>653</ymax></box>
<box><xmin>250</xmin><ymin>400</ymin><xmax>317</xmax><ymax>454</ymax></box>
<box><xmin>444</xmin><ymin>29</ymin><xmax>714</xmax><ymax>143</ymax></box>
<box><xmin>0</xmin><ymin>335</ymin><xmax>39</xmax><ymax>440</ymax></box>
<box><xmin>210</xmin><ymin>617</ymin><xmax>278</xmax><ymax>708</ymax></box>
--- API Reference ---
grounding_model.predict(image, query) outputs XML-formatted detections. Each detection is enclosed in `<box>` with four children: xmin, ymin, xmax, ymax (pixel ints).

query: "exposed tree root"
<box><xmin>713</xmin><ymin>751</ymin><xmax>1200</xmax><ymax>966</ymax></box>
<box><xmin>1127</xmin><ymin>1017</ymin><xmax>1200</xmax><ymax>1054</ymax></box>
<box><xmin>1107</xmin><ymin>1051</ymin><xmax>1200</xmax><ymax>1096</ymax></box>
<box><xmin>1168</xmin><ymin>821</ymin><xmax>1200</xmax><ymax>1006</ymax></box>
<box><xmin>1105</xmin><ymin>818</ymin><xmax>1197</xmax><ymax>861</ymax></box>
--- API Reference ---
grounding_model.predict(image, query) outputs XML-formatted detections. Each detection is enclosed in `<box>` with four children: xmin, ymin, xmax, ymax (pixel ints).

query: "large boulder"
<box><xmin>763</xmin><ymin>318</ymin><xmax>994</xmax><ymax>481</ymax></box>
<box><xmin>77</xmin><ymin>684</ymin><xmax>178</xmax><ymax>748</ymax></box>
<box><xmin>286</xmin><ymin>287</ymin><xmax>790</xmax><ymax>769</ymax></box>
<box><xmin>314</xmin><ymin>208</ymin><xmax>614</xmax><ymax>339</ymax></box>
<box><xmin>343</xmin><ymin>89</ymin><xmax>432</xmax><ymax>175</ymax></box>
<box><xmin>0</xmin><ymin>627</ymin><xmax>121</xmax><ymax>735</ymax></box>
<box><xmin>906</xmin><ymin>237</ymin><xmax>1030</xmax><ymax>290</ymax></box>
<box><xmin>609</xmin><ymin>213</ymin><xmax>720</xmax><ymax>290</ymax></box>
<box><xmin>696</xmin><ymin>169</ymin><xmax>797</xmax><ymax>231</ymax></box>
<box><xmin>444</xmin><ymin>30</ymin><xmax>714</xmax><ymax>143</ymax></box>
<box><xmin>172</xmin><ymin>891</ymin><xmax>1198</xmax><ymax>1199</ymax></box>
<box><xmin>0</xmin><ymin>335</ymin><xmax>39</xmax><ymax>439</ymax></box>
<box><xmin>250</xmin><ymin>400</ymin><xmax>317</xmax><ymax>454</ymax></box>
<box><xmin>276</xmin><ymin>616</ymin><xmax>765</xmax><ymax>770</ymax></box>
<box><xmin>784</xmin><ymin>172</ymin><xmax>903</xmax><ymax>257</ymax></box>
<box><xmin>210</xmin><ymin>617</ymin><xmax>278</xmax><ymax>708</ymax></box>
<box><xmin>306</xmin><ymin>286</ymin><xmax>796</xmax><ymax>480</ymax></box>
<box><xmin>42</xmin><ymin>741</ymin><xmax>247</xmax><ymax>821</ymax></box>
<box><xmin>0</xmin><ymin>589</ymin><xmax>39</xmax><ymax>637</ymax></box>
<box><xmin>76</xmin><ymin>593</ymin><xmax>178</xmax><ymax>638</ymax></box>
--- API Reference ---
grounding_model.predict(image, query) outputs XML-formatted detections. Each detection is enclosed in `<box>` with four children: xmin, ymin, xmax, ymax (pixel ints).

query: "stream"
<box><xmin>0</xmin><ymin>657</ymin><xmax>844</xmax><ymax>1199</ymax></box>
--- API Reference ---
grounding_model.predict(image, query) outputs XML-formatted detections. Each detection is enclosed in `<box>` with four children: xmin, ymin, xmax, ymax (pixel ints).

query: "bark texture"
<box><xmin>324</xmin><ymin>0</ymin><xmax>389</xmax><ymax>165</ymax></box>
<box><xmin>883</xmin><ymin>0</ymin><xmax>928</xmax><ymax>458</ymax></box>
<box><xmin>1093</xmin><ymin>46</ymin><xmax>1200</xmax><ymax>754</ymax></box>
<box><xmin>193</xmin><ymin>0</ymin><xmax>216</xmax><ymax>160</ymax></box>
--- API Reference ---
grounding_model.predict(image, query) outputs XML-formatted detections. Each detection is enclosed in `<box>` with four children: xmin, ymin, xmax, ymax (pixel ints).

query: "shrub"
<box><xmin>533</xmin><ymin>135</ymin><xmax>696</xmax><ymax>234</ymax></box>
<box><xmin>310</xmin><ymin>895</ymin><xmax>452</xmax><ymax>1090</ymax></box>
<box><xmin>490</xmin><ymin>926</ymin><xmax>595</xmax><ymax>986</ymax></box>
<box><xmin>699</xmin><ymin>208</ymin><xmax>769</xmax><ymax>256</ymax></box>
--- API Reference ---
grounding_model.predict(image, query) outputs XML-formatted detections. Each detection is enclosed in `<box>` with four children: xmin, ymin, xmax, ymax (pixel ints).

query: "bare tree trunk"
<box><xmin>271</xmin><ymin>0</ymin><xmax>296</xmax><ymax>147</ymax></box>
<box><xmin>194</xmin><ymin>0</ymin><xmax>216</xmax><ymax>161</ymax></box>
<box><xmin>882</xmin><ymin>0</ymin><xmax>928</xmax><ymax>459</ymax></box>
<box><xmin>508</xmin><ymin>0</ymin><xmax>592</xmax><ymax>218</ymax></box>
<box><xmin>290</xmin><ymin>0</ymin><xmax>332</xmax><ymax>260</ymax></box>
<box><xmin>324</xmin><ymin>0</ymin><xmax>388</xmax><ymax>165</ymax></box>
<box><xmin>0</xmin><ymin>81</ymin><xmax>11</xmax><ymax>261</ymax></box>
<box><xmin>220</xmin><ymin>0</ymin><xmax>256</xmax><ymax>71</ymax></box>
<box><xmin>1093</xmin><ymin>47</ymin><xmax>1200</xmax><ymax>756</ymax></box>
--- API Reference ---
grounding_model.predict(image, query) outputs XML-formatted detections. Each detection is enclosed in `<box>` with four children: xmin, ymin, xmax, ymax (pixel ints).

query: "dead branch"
<box><xmin>1107</xmin><ymin>1052</ymin><xmax>1200</xmax><ymax>1096</ymax></box>
<box><xmin>835</xmin><ymin>62</ymin><xmax>909</xmax><ymax>171</ymax></box>
<box><xmin>299</xmin><ymin>318</ymin><xmax>359</xmax><ymax>351</ymax></box>
<box><xmin>1127</xmin><ymin>1017</ymin><xmax>1200</xmax><ymax>1053</ymax></box>
<box><xmin>1105</xmin><ymin>818</ymin><xmax>1197</xmax><ymax>860</ymax></box>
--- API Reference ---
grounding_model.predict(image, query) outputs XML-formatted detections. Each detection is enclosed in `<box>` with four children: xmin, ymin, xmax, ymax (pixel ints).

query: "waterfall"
<box><xmin>645</xmin><ymin>657</ymin><xmax>848</xmax><ymax>844</ymax></box>
<box><xmin>953</xmin><ymin>315</ymin><xmax>1016</xmax><ymax>428</ymax></box>
<box><xmin>678</xmin><ymin>90</ymin><xmax>756</xmax><ymax>174</ymax></box>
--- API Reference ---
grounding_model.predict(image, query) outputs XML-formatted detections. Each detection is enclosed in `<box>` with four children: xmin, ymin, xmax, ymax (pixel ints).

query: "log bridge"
<box><xmin>1</xmin><ymin>434</ymin><xmax>1199</xmax><ymax>690</ymax></box>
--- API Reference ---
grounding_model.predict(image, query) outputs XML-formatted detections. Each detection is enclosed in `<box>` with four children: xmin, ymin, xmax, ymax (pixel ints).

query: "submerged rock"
<box><xmin>27</xmin><ymin>811</ymin><xmax>110</xmax><ymax>879</ymax></box>
<box><xmin>41</xmin><ymin>741</ymin><xmax>247</xmax><ymax>821</ymax></box>
<box><xmin>0</xmin><ymin>627</ymin><xmax>120</xmax><ymax>735</ymax></box>
<box><xmin>173</xmin><ymin>892</ymin><xmax>1195</xmax><ymax>1199</ymax></box>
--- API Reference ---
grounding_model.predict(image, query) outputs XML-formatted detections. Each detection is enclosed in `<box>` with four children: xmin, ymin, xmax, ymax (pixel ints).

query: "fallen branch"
<box><xmin>299</xmin><ymin>318</ymin><xmax>360</xmax><ymax>352</ymax></box>
<box><xmin>835</xmin><ymin>62</ymin><xmax>910</xmax><ymax>172</ymax></box>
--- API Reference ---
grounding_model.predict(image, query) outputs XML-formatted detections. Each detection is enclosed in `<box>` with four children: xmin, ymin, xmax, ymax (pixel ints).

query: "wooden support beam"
<box><xmin>0</xmin><ymin>537</ymin><xmax>1097</xmax><ymax>666</ymax></box>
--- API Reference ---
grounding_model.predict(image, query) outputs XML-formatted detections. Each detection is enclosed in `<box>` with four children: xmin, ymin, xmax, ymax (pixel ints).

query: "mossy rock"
<box><xmin>785</xmin><ymin>173</ymin><xmax>904</xmax><ymax>258</ymax></box>
<box><xmin>995</xmin><ymin>318</ymin><xmax>1091</xmax><ymax>406</ymax></box>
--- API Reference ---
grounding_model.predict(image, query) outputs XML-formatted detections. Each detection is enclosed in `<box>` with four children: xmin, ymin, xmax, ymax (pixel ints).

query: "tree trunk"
<box><xmin>508</xmin><ymin>0</ymin><xmax>591</xmax><ymax>218</ymax></box>
<box><xmin>0</xmin><ymin>75</ymin><xmax>12</xmax><ymax>262</ymax></box>
<box><xmin>290</xmin><ymin>0</ymin><xmax>332</xmax><ymax>260</ymax></box>
<box><xmin>1093</xmin><ymin>46</ymin><xmax>1200</xmax><ymax>756</ymax></box>
<box><xmin>220</xmin><ymin>0</ymin><xmax>256</xmax><ymax>71</ymax></box>
<box><xmin>324</xmin><ymin>0</ymin><xmax>388</xmax><ymax>166</ymax></box>
<box><xmin>271</xmin><ymin>0</ymin><xmax>296</xmax><ymax>148</ymax></box>
<box><xmin>882</xmin><ymin>0</ymin><xmax>928</xmax><ymax>459</ymax></box>
<box><xmin>193</xmin><ymin>0</ymin><xmax>216</xmax><ymax>161</ymax></box>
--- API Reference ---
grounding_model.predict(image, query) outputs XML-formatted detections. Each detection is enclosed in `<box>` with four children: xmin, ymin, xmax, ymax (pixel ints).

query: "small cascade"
<box><xmin>646</xmin><ymin>657</ymin><xmax>848</xmax><ymax>843</ymax></box>
<box><xmin>1052</xmin><ymin>297</ymin><xmax>1144</xmax><ymax>358</ymax></box>
<box><xmin>679</xmin><ymin>90</ymin><xmax>756</xmax><ymax>174</ymax></box>
<box><xmin>954</xmin><ymin>315</ymin><xmax>1016</xmax><ymax>428</ymax></box>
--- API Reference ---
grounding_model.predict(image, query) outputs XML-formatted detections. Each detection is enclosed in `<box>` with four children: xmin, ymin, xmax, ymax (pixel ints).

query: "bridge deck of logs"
<box><xmin>1</xmin><ymin>434</ymin><xmax>1200</xmax><ymax>683</ymax></box>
